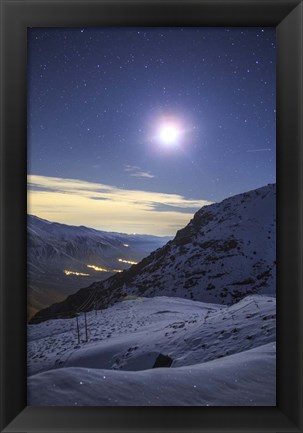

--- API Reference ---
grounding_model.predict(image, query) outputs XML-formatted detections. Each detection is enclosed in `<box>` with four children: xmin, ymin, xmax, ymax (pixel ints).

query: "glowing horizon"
<box><xmin>27</xmin><ymin>174</ymin><xmax>211</xmax><ymax>236</ymax></box>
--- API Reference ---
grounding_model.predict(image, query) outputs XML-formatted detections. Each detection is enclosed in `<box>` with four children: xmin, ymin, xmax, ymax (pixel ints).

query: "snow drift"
<box><xmin>28</xmin><ymin>295</ymin><xmax>276</xmax><ymax>406</ymax></box>
<box><xmin>28</xmin><ymin>342</ymin><xmax>276</xmax><ymax>406</ymax></box>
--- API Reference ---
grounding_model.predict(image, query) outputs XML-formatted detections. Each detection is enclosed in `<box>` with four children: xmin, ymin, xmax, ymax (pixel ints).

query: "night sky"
<box><xmin>28</xmin><ymin>27</ymin><xmax>276</xmax><ymax>235</ymax></box>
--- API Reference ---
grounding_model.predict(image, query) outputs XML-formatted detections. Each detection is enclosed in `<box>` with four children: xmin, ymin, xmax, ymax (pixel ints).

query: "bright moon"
<box><xmin>159</xmin><ymin>124</ymin><xmax>180</xmax><ymax>145</ymax></box>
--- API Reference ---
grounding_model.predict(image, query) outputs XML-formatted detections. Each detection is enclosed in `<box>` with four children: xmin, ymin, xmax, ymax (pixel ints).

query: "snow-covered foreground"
<box><xmin>27</xmin><ymin>295</ymin><xmax>276</xmax><ymax>406</ymax></box>
<box><xmin>28</xmin><ymin>342</ymin><xmax>275</xmax><ymax>406</ymax></box>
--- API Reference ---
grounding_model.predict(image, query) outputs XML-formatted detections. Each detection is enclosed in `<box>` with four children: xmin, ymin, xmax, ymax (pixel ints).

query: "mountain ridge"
<box><xmin>30</xmin><ymin>183</ymin><xmax>276</xmax><ymax>324</ymax></box>
<box><xmin>27</xmin><ymin>215</ymin><xmax>171</xmax><ymax>319</ymax></box>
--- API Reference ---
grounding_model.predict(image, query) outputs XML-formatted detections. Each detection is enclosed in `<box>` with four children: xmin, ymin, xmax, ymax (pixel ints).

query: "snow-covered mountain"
<box><xmin>30</xmin><ymin>184</ymin><xmax>276</xmax><ymax>323</ymax></box>
<box><xmin>28</xmin><ymin>294</ymin><xmax>276</xmax><ymax>406</ymax></box>
<box><xmin>28</xmin><ymin>185</ymin><xmax>276</xmax><ymax>406</ymax></box>
<box><xmin>27</xmin><ymin>215</ymin><xmax>171</xmax><ymax>319</ymax></box>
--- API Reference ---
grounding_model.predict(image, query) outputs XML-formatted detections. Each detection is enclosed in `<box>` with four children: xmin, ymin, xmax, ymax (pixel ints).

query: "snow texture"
<box><xmin>28</xmin><ymin>342</ymin><xmax>276</xmax><ymax>406</ymax></box>
<box><xmin>28</xmin><ymin>295</ymin><xmax>276</xmax><ymax>406</ymax></box>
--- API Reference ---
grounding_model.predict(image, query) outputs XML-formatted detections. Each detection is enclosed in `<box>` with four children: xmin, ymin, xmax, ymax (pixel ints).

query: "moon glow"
<box><xmin>158</xmin><ymin>122</ymin><xmax>182</xmax><ymax>146</ymax></box>
<box><xmin>159</xmin><ymin>124</ymin><xmax>179</xmax><ymax>144</ymax></box>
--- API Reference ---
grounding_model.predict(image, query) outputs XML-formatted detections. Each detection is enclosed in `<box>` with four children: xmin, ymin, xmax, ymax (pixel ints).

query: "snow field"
<box><xmin>28</xmin><ymin>342</ymin><xmax>276</xmax><ymax>406</ymax></box>
<box><xmin>28</xmin><ymin>294</ymin><xmax>276</xmax><ymax>405</ymax></box>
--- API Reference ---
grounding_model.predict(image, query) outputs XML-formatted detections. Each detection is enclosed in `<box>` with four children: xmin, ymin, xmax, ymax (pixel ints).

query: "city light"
<box><xmin>118</xmin><ymin>258</ymin><xmax>138</xmax><ymax>265</ymax></box>
<box><xmin>64</xmin><ymin>270</ymin><xmax>90</xmax><ymax>276</ymax></box>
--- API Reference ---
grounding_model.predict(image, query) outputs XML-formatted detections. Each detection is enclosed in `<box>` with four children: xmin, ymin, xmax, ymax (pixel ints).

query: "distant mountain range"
<box><xmin>27</xmin><ymin>215</ymin><xmax>171</xmax><ymax>319</ymax></box>
<box><xmin>30</xmin><ymin>184</ymin><xmax>276</xmax><ymax>324</ymax></box>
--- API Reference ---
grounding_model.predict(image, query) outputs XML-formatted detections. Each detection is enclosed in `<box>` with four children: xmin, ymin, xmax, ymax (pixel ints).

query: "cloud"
<box><xmin>124</xmin><ymin>165</ymin><xmax>155</xmax><ymax>179</ymax></box>
<box><xmin>246</xmin><ymin>148</ymin><xmax>272</xmax><ymax>153</ymax></box>
<box><xmin>27</xmin><ymin>174</ymin><xmax>212</xmax><ymax>236</ymax></box>
<box><xmin>90</xmin><ymin>197</ymin><xmax>111</xmax><ymax>201</ymax></box>
<box><xmin>129</xmin><ymin>171</ymin><xmax>155</xmax><ymax>179</ymax></box>
<box><xmin>124</xmin><ymin>165</ymin><xmax>140</xmax><ymax>172</ymax></box>
<box><xmin>151</xmin><ymin>203</ymin><xmax>202</xmax><ymax>214</ymax></box>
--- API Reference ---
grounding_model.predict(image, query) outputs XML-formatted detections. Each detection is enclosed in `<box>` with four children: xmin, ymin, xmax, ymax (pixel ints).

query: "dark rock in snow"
<box><xmin>153</xmin><ymin>354</ymin><xmax>173</xmax><ymax>368</ymax></box>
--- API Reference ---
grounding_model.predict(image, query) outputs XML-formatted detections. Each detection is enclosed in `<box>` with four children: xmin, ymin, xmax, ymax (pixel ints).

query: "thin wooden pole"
<box><xmin>76</xmin><ymin>315</ymin><xmax>80</xmax><ymax>344</ymax></box>
<box><xmin>84</xmin><ymin>311</ymin><xmax>88</xmax><ymax>342</ymax></box>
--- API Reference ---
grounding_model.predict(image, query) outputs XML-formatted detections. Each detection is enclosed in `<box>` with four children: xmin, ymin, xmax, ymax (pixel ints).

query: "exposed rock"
<box><xmin>153</xmin><ymin>354</ymin><xmax>173</xmax><ymax>368</ymax></box>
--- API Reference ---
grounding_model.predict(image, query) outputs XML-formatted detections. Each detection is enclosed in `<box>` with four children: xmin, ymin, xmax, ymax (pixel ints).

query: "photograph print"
<box><xmin>27</xmin><ymin>27</ymin><xmax>276</xmax><ymax>406</ymax></box>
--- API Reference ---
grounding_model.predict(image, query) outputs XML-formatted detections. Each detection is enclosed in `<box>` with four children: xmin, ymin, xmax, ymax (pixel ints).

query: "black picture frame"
<box><xmin>1</xmin><ymin>0</ymin><xmax>302</xmax><ymax>431</ymax></box>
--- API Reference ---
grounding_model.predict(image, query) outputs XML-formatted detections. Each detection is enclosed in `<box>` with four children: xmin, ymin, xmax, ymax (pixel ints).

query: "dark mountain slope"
<box><xmin>27</xmin><ymin>215</ymin><xmax>170</xmax><ymax>319</ymax></box>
